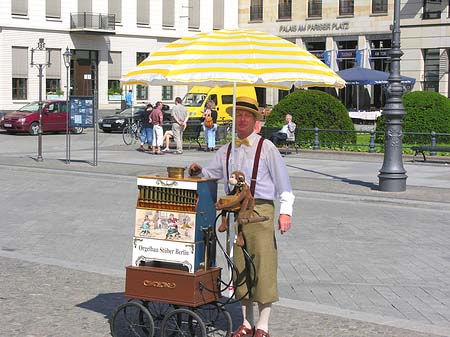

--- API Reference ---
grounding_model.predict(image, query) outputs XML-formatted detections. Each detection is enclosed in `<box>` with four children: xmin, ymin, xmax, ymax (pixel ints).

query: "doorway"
<box><xmin>71</xmin><ymin>50</ymin><xmax>98</xmax><ymax>97</ymax></box>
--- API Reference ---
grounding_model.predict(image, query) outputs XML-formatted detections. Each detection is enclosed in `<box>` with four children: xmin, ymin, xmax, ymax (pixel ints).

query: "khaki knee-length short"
<box><xmin>233</xmin><ymin>201</ymin><xmax>278</xmax><ymax>304</ymax></box>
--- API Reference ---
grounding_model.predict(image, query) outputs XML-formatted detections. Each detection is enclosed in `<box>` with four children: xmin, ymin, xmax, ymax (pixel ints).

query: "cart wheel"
<box><xmin>161</xmin><ymin>308</ymin><xmax>207</xmax><ymax>337</ymax></box>
<box><xmin>194</xmin><ymin>303</ymin><xmax>232</xmax><ymax>337</ymax></box>
<box><xmin>110</xmin><ymin>301</ymin><xmax>155</xmax><ymax>337</ymax></box>
<box><xmin>144</xmin><ymin>301</ymin><xmax>174</xmax><ymax>335</ymax></box>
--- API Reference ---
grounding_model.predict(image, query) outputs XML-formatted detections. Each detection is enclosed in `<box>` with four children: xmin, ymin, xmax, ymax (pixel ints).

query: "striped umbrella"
<box><xmin>121</xmin><ymin>29</ymin><xmax>345</xmax><ymax>90</ymax></box>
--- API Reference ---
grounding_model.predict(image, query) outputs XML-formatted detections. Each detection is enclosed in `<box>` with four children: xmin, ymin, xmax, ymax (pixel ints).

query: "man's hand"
<box><xmin>189</xmin><ymin>163</ymin><xmax>202</xmax><ymax>176</ymax></box>
<box><xmin>278</xmin><ymin>214</ymin><xmax>292</xmax><ymax>234</ymax></box>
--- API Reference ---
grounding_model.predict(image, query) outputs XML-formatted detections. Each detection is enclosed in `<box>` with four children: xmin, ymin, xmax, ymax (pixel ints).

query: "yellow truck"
<box><xmin>182</xmin><ymin>86</ymin><xmax>257</xmax><ymax>124</ymax></box>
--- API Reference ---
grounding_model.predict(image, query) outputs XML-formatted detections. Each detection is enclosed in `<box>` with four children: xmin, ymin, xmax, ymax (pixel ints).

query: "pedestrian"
<box><xmin>269</xmin><ymin>114</ymin><xmax>296</xmax><ymax>146</ymax></box>
<box><xmin>150</xmin><ymin>101</ymin><xmax>164</xmax><ymax>154</ymax></box>
<box><xmin>162</xmin><ymin>130</ymin><xmax>174</xmax><ymax>152</ymax></box>
<box><xmin>171</xmin><ymin>97</ymin><xmax>189</xmax><ymax>154</ymax></box>
<box><xmin>201</xmin><ymin>99</ymin><xmax>218</xmax><ymax>152</ymax></box>
<box><xmin>138</xmin><ymin>103</ymin><xmax>154</xmax><ymax>152</ymax></box>
<box><xmin>189</xmin><ymin>96</ymin><xmax>295</xmax><ymax>337</ymax></box>
<box><xmin>125</xmin><ymin>89</ymin><xmax>133</xmax><ymax>108</ymax></box>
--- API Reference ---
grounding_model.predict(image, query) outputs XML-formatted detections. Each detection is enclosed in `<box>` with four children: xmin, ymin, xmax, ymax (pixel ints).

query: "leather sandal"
<box><xmin>231</xmin><ymin>324</ymin><xmax>254</xmax><ymax>337</ymax></box>
<box><xmin>254</xmin><ymin>329</ymin><xmax>270</xmax><ymax>337</ymax></box>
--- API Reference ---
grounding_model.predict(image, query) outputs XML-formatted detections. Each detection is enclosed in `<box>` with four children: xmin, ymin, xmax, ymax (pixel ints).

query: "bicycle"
<box><xmin>122</xmin><ymin>121</ymin><xmax>142</xmax><ymax>145</ymax></box>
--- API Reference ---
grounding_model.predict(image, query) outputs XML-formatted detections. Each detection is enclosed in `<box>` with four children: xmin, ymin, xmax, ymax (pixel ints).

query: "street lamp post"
<box><xmin>378</xmin><ymin>0</ymin><xmax>407</xmax><ymax>192</ymax></box>
<box><xmin>63</xmin><ymin>47</ymin><xmax>72</xmax><ymax>164</ymax></box>
<box><xmin>30</xmin><ymin>38</ymin><xmax>51</xmax><ymax>162</ymax></box>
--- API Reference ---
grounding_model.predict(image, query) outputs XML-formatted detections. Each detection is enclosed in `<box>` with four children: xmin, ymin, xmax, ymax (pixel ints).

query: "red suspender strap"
<box><xmin>250</xmin><ymin>137</ymin><xmax>265</xmax><ymax>196</ymax></box>
<box><xmin>226</xmin><ymin>137</ymin><xmax>265</xmax><ymax>196</ymax></box>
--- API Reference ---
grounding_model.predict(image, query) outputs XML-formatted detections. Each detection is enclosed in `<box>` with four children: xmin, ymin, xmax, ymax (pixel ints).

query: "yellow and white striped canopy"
<box><xmin>121</xmin><ymin>29</ymin><xmax>345</xmax><ymax>90</ymax></box>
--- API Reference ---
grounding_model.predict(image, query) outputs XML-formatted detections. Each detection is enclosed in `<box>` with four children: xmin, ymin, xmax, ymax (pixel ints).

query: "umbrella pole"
<box><xmin>226</xmin><ymin>82</ymin><xmax>237</xmax><ymax>298</ymax></box>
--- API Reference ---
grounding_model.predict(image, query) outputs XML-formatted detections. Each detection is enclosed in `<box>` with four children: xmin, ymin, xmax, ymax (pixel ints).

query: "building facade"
<box><xmin>0</xmin><ymin>0</ymin><xmax>237</xmax><ymax>113</ymax></box>
<box><xmin>238</xmin><ymin>0</ymin><xmax>450</xmax><ymax>110</ymax></box>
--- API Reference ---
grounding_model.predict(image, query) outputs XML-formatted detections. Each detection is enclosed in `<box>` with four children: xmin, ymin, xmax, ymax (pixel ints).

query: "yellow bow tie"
<box><xmin>235</xmin><ymin>138</ymin><xmax>250</xmax><ymax>147</ymax></box>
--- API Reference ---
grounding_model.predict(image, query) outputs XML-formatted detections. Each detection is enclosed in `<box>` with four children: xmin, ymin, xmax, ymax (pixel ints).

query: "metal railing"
<box><xmin>70</xmin><ymin>12</ymin><xmax>115</xmax><ymax>31</ymax></box>
<box><xmin>260</xmin><ymin>126</ymin><xmax>450</xmax><ymax>156</ymax></box>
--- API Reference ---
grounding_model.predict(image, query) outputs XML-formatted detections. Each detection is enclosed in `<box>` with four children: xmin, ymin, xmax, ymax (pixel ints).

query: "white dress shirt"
<box><xmin>201</xmin><ymin>132</ymin><xmax>295</xmax><ymax>216</ymax></box>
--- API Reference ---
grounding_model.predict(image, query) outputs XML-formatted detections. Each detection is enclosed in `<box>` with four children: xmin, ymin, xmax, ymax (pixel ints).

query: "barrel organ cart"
<box><xmin>110</xmin><ymin>170</ymin><xmax>234</xmax><ymax>337</ymax></box>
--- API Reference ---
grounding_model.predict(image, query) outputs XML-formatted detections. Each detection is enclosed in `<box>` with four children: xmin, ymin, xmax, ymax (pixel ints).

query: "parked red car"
<box><xmin>0</xmin><ymin>100</ymin><xmax>83</xmax><ymax>135</ymax></box>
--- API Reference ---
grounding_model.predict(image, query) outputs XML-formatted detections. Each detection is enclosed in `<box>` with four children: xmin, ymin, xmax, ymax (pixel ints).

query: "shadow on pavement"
<box><xmin>290</xmin><ymin>165</ymin><xmax>379</xmax><ymax>190</ymax></box>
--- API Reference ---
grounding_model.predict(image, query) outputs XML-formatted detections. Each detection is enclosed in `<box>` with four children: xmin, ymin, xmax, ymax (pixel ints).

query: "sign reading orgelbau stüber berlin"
<box><xmin>69</xmin><ymin>96</ymin><xmax>94</xmax><ymax>128</ymax></box>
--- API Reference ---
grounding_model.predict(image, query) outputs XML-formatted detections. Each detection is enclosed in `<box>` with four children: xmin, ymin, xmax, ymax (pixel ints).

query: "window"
<box><xmin>109</xmin><ymin>0</ymin><xmax>121</xmax><ymax>23</ymax></box>
<box><xmin>108</xmin><ymin>51</ymin><xmax>121</xmax><ymax>97</ymax></box>
<box><xmin>339</xmin><ymin>0</ymin><xmax>354</xmax><ymax>16</ymax></box>
<box><xmin>12</xmin><ymin>47</ymin><xmax>28</xmax><ymax>100</ymax></box>
<box><xmin>250</xmin><ymin>0</ymin><xmax>263</xmax><ymax>21</ymax></box>
<box><xmin>423</xmin><ymin>48</ymin><xmax>440</xmax><ymax>91</ymax></box>
<box><xmin>308</xmin><ymin>0</ymin><xmax>322</xmax><ymax>18</ymax></box>
<box><xmin>46</xmin><ymin>0</ymin><xmax>61</xmax><ymax>18</ymax></box>
<box><xmin>162</xmin><ymin>0</ymin><xmax>174</xmax><ymax>27</ymax></box>
<box><xmin>162</xmin><ymin>86</ymin><xmax>173</xmax><ymax>101</ymax></box>
<box><xmin>46</xmin><ymin>79</ymin><xmax>61</xmax><ymax>94</ymax></box>
<box><xmin>46</xmin><ymin>49</ymin><xmax>61</xmax><ymax>94</ymax></box>
<box><xmin>12</xmin><ymin>0</ymin><xmax>28</xmax><ymax>16</ymax></box>
<box><xmin>189</xmin><ymin>0</ymin><xmax>200</xmax><ymax>29</ymax></box>
<box><xmin>278</xmin><ymin>0</ymin><xmax>292</xmax><ymax>20</ymax></box>
<box><xmin>372</xmin><ymin>0</ymin><xmax>387</xmax><ymax>14</ymax></box>
<box><xmin>423</xmin><ymin>0</ymin><xmax>442</xmax><ymax>19</ymax></box>
<box><xmin>136</xmin><ymin>52</ymin><xmax>149</xmax><ymax>100</ymax></box>
<box><xmin>137</xmin><ymin>0</ymin><xmax>149</xmax><ymax>25</ymax></box>
<box><xmin>213</xmin><ymin>0</ymin><xmax>224</xmax><ymax>29</ymax></box>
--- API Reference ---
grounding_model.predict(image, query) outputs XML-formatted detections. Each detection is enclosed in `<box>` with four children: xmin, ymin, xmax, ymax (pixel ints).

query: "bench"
<box><xmin>162</xmin><ymin>122</ymin><xmax>203</xmax><ymax>150</ymax></box>
<box><xmin>411</xmin><ymin>145</ymin><xmax>450</xmax><ymax>162</ymax></box>
<box><xmin>259</xmin><ymin>126</ymin><xmax>299</xmax><ymax>155</ymax></box>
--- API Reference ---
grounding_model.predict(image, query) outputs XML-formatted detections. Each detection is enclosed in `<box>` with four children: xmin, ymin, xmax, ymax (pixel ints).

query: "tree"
<box><xmin>376</xmin><ymin>91</ymin><xmax>450</xmax><ymax>144</ymax></box>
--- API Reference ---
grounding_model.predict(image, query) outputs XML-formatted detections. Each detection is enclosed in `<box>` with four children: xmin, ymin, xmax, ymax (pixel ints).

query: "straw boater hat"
<box><xmin>226</xmin><ymin>96</ymin><xmax>261</xmax><ymax>120</ymax></box>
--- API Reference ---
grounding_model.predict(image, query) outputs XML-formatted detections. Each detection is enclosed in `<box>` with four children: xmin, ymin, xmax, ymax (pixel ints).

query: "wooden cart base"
<box><xmin>125</xmin><ymin>266</ymin><xmax>221</xmax><ymax>307</ymax></box>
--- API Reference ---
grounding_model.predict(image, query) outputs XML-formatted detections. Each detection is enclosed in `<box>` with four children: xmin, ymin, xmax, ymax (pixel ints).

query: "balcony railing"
<box><xmin>278</xmin><ymin>3</ymin><xmax>292</xmax><ymax>20</ymax></box>
<box><xmin>70</xmin><ymin>12</ymin><xmax>115</xmax><ymax>33</ymax></box>
<box><xmin>250</xmin><ymin>5</ymin><xmax>263</xmax><ymax>21</ymax></box>
<box><xmin>423</xmin><ymin>11</ymin><xmax>441</xmax><ymax>19</ymax></box>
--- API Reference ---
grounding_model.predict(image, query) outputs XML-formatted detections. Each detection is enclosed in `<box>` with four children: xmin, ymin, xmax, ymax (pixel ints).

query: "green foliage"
<box><xmin>265</xmin><ymin>89</ymin><xmax>356</xmax><ymax>145</ymax></box>
<box><xmin>108</xmin><ymin>87</ymin><xmax>123</xmax><ymax>96</ymax></box>
<box><xmin>376</xmin><ymin>91</ymin><xmax>450</xmax><ymax>144</ymax></box>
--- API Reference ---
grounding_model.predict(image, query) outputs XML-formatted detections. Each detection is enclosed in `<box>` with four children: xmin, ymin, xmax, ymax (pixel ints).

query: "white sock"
<box><xmin>256</xmin><ymin>302</ymin><xmax>272</xmax><ymax>332</ymax></box>
<box><xmin>240</xmin><ymin>299</ymin><xmax>254</xmax><ymax>328</ymax></box>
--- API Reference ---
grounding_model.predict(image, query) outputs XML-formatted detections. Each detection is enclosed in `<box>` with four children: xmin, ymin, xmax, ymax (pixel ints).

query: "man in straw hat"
<box><xmin>189</xmin><ymin>96</ymin><xmax>295</xmax><ymax>337</ymax></box>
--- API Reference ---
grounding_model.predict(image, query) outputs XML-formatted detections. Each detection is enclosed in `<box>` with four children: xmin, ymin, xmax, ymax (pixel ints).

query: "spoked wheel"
<box><xmin>161</xmin><ymin>308</ymin><xmax>206</xmax><ymax>337</ymax></box>
<box><xmin>194</xmin><ymin>303</ymin><xmax>232</xmax><ymax>337</ymax></box>
<box><xmin>135</xmin><ymin>125</ymin><xmax>142</xmax><ymax>142</ymax></box>
<box><xmin>144</xmin><ymin>301</ymin><xmax>174</xmax><ymax>336</ymax></box>
<box><xmin>110</xmin><ymin>301</ymin><xmax>155</xmax><ymax>337</ymax></box>
<box><xmin>122</xmin><ymin>126</ymin><xmax>134</xmax><ymax>145</ymax></box>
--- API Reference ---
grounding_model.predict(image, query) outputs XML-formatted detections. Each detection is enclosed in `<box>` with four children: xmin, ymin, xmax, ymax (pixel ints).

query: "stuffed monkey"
<box><xmin>215</xmin><ymin>170</ymin><xmax>254</xmax><ymax>246</ymax></box>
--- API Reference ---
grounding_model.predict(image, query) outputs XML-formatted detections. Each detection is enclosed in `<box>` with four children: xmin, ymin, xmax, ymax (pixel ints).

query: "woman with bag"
<box><xmin>201</xmin><ymin>100</ymin><xmax>218</xmax><ymax>152</ymax></box>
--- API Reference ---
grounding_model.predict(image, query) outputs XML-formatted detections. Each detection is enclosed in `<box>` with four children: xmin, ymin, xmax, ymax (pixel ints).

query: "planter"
<box><xmin>108</xmin><ymin>94</ymin><xmax>122</xmax><ymax>101</ymax></box>
<box><xmin>46</xmin><ymin>94</ymin><xmax>65</xmax><ymax>100</ymax></box>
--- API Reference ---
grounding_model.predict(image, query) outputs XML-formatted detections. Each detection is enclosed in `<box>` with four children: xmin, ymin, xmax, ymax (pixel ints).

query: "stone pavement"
<box><xmin>0</xmin><ymin>130</ymin><xmax>450</xmax><ymax>337</ymax></box>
